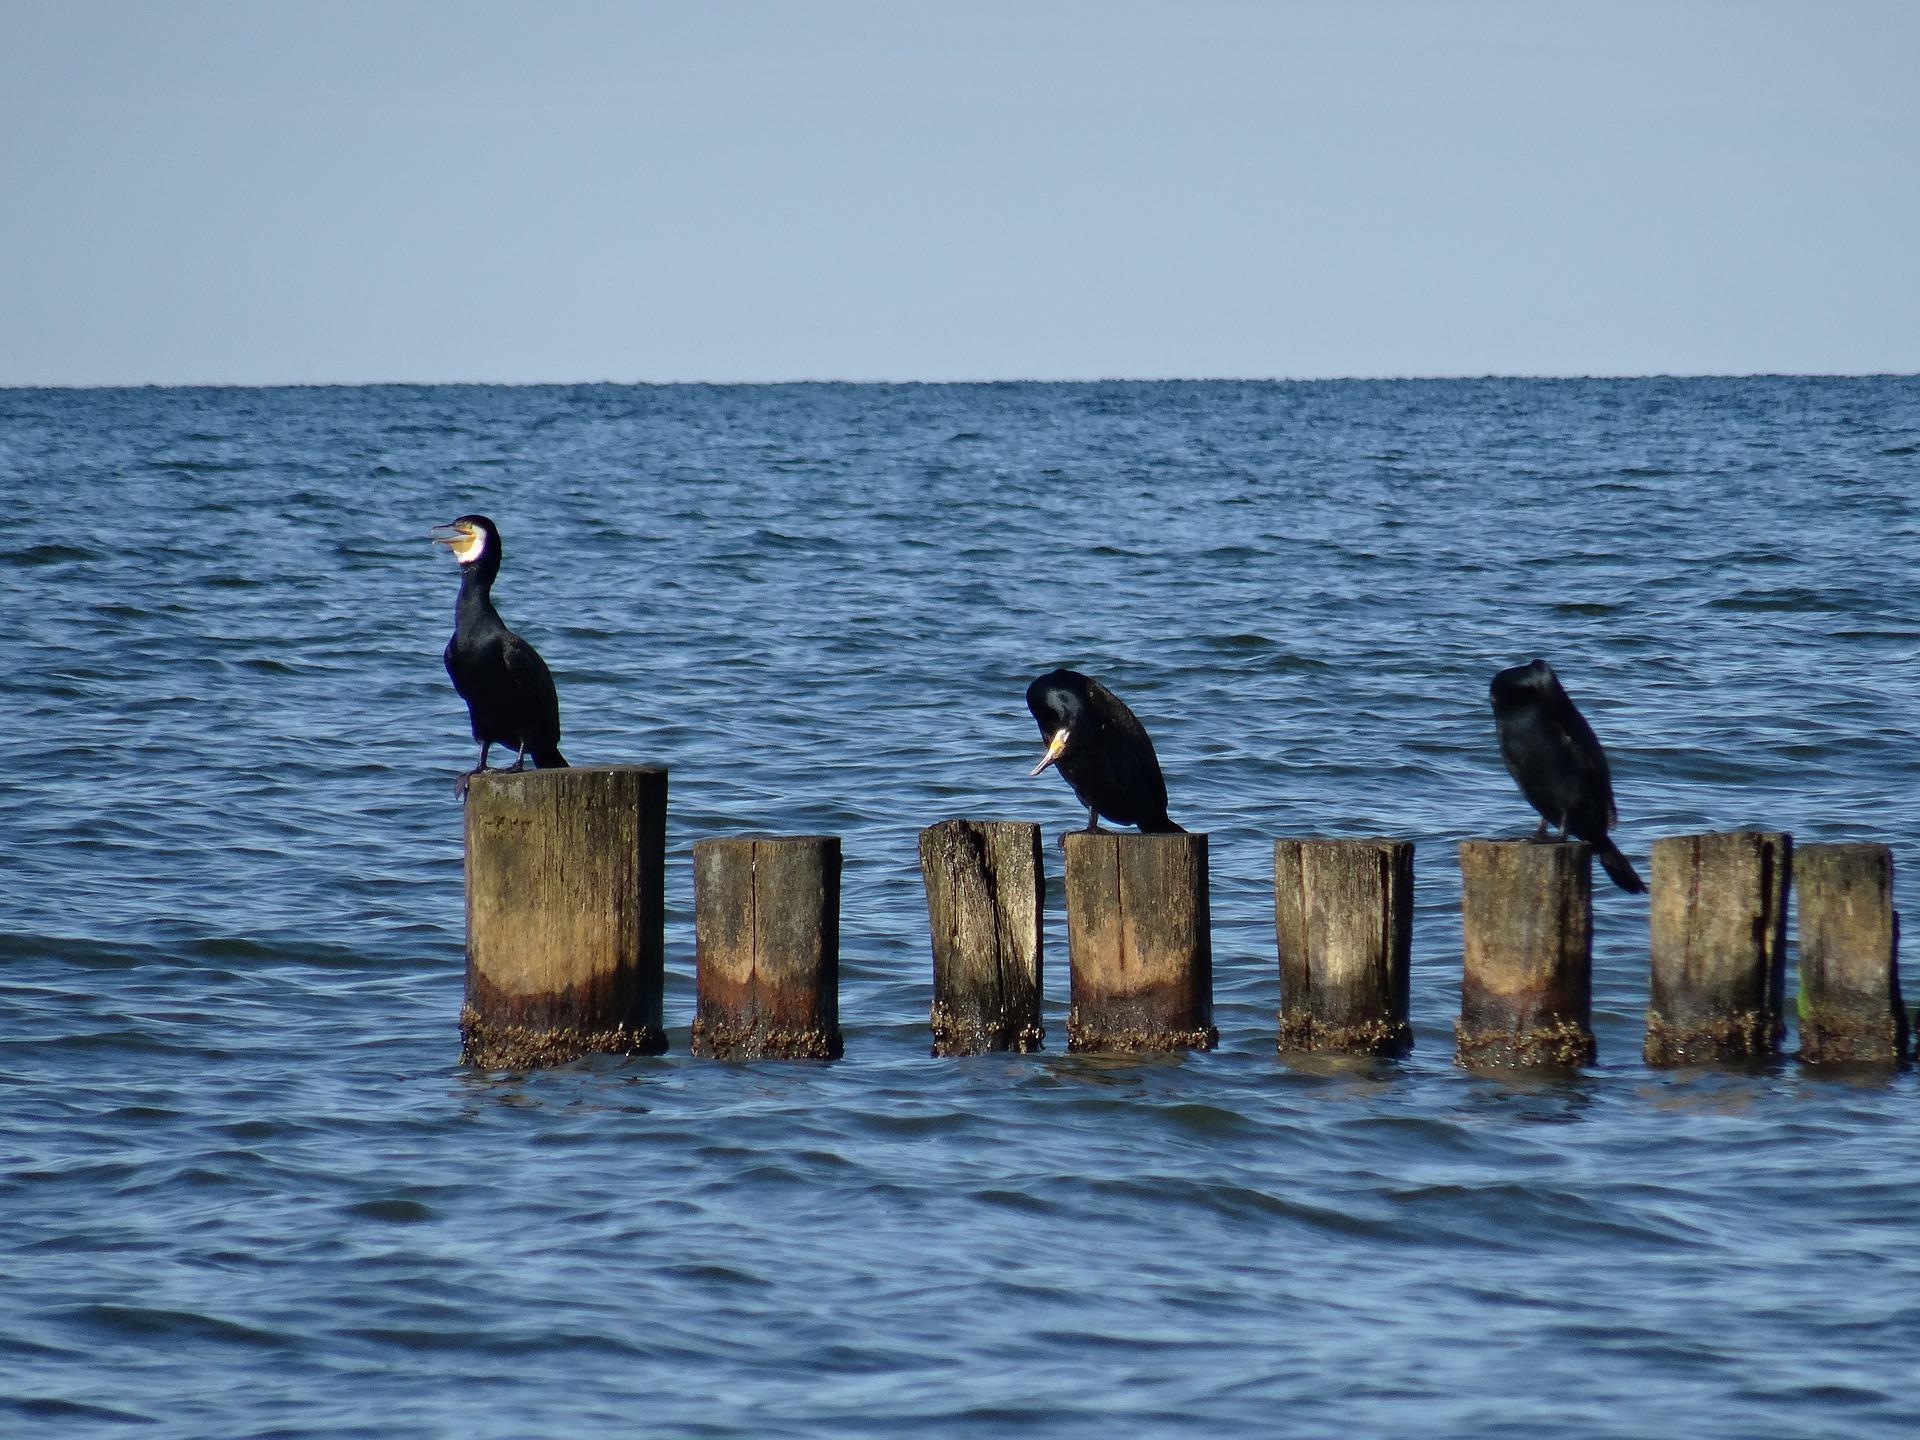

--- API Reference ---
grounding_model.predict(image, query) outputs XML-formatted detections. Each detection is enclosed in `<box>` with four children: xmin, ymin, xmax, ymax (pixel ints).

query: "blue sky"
<box><xmin>3</xmin><ymin>1</ymin><xmax>1915</xmax><ymax>384</ymax></box>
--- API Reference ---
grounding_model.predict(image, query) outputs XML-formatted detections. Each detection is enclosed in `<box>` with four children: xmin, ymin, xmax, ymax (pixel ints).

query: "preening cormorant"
<box><xmin>1026</xmin><ymin>669</ymin><xmax>1185</xmax><ymax>833</ymax></box>
<box><xmin>431</xmin><ymin>514</ymin><xmax>567</xmax><ymax>793</ymax></box>
<box><xmin>1489</xmin><ymin>658</ymin><xmax>1644</xmax><ymax>893</ymax></box>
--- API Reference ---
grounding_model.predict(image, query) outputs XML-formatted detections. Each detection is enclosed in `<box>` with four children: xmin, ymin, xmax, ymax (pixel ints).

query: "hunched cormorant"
<box><xmin>1489</xmin><ymin>657</ymin><xmax>1644</xmax><ymax>893</ymax></box>
<box><xmin>1026</xmin><ymin>669</ymin><xmax>1185</xmax><ymax>833</ymax></box>
<box><xmin>431</xmin><ymin>514</ymin><xmax>567</xmax><ymax>793</ymax></box>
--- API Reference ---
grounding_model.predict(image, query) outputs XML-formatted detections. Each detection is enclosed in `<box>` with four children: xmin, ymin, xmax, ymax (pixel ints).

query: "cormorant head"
<box><xmin>1026</xmin><ymin>668</ymin><xmax>1093</xmax><ymax>775</ymax></box>
<box><xmin>1490</xmin><ymin>657</ymin><xmax>1559</xmax><ymax>706</ymax></box>
<box><xmin>429</xmin><ymin>514</ymin><xmax>500</xmax><ymax>569</ymax></box>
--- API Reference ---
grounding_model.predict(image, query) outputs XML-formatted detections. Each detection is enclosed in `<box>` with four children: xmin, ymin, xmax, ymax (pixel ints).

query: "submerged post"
<box><xmin>692</xmin><ymin>835</ymin><xmax>842</xmax><ymax>1060</ymax></box>
<box><xmin>1645</xmin><ymin>831</ymin><xmax>1791</xmax><ymax>1065</ymax></box>
<box><xmin>1795</xmin><ymin>842</ymin><xmax>1908</xmax><ymax>1065</ymax></box>
<box><xmin>920</xmin><ymin>820</ymin><xmax>1044</xmax><ymax>1055</ymax></box>
<box><xmin>460</xmin><ymin>765</ymin><xmax>668</xmax><ymax>1068</ymax></box>
<box><xmin>1062</xmin><ymin>831</ymin><xmax>1215</xmax><ymax>1052</ymax></box>
<box><xmin>1273</xmin><ymin>838</ymin><xmax>1414</xmax><ymax>1056</ymax></box>
<box><xmin>1456</xmin><ymin>840</ymin><xmax>1595</xmax><ymax>1068</ymax></box>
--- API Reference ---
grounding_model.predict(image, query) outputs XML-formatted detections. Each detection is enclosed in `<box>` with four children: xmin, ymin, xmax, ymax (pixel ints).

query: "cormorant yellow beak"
<box><xmin>430</xmin><ymin>520</ymin><xmax>484</xmax><ymax>564</ymax></box>
<box><xmin>1028</xmin><ymin>728</ymin><xmax>1070</xmax><ymax>777</ymax></box>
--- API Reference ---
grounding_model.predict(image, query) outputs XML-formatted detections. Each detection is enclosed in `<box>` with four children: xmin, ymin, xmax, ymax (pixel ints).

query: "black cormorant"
<box><xmin>431</xmin><ymin>514</ymin><xmax>567</xmax><ymax>793</ymax></box>
<box><xmin>1489</xmin><ymin>657</ymin><xmax>1644</xmax><ymax>893</ymax></box>
<box><xmin>1026</xmin><ymin>669</ymin><xmax>1184</xmax><ymax>833</ymax></box>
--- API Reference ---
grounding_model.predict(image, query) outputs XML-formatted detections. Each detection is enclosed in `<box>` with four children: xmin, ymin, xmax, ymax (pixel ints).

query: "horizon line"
<box><xmin>5</xmin><ymin>369</ymin><xmax>1918</xmax><ymax>392</ymax></box>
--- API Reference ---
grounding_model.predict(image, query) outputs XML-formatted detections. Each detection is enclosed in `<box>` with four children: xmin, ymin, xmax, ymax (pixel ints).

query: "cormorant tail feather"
<box><xmin>1595</xmin><ymin>838</ymin><xmax>1645</xmax><ymax>894</ymax></box>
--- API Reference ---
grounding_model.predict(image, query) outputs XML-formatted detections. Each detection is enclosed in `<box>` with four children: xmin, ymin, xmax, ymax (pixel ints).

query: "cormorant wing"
<box><xmin>1081</xmin><ymin>676</ymin><xmax>1148</xmax><ymax>746</ymax></box>
<box><xmin>500</xmin><ymin>631</ymin><xmax>561</xmax><ymax>736</ymax></box>
<box><xmin>1550</xmin><ymin>689</ymin><xmax>1620</xmax><ymax>827</ymax></box>
<box><xmin>1082</xmin><ymin>676</ymin><xmax>1170</xmax><ymax>816</ymax></box>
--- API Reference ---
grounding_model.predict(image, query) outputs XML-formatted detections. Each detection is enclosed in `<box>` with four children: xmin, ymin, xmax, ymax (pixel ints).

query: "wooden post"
<box><xmin>1645</xmin><ymin>831</ymin><xmax>1791</xmax><ymax>1064</ymax></box>
<box><xmin>1062</xmin><ymin>831</ymin><xmax>1215</xmax><ymax>1052</ymax></box>
<box><xmin>692</xmin><ymin>836</ymin><xmax>842</xmax><ymax>1060</ymax></box>
<box><xmin>460</xmin><ymin>766</ymin><xmax>668</xmax><ymax>1068</ymax></box>
<box><xmin>1274</xmin><ymin>838</ymin><xmax>1414</xmax><ymax>1056</ymax></box>
<box><xmin>920</xmin><ymin>820</ymin><xmax>1044</xmax><ymax>1055</ymax></box>
<box><xmin>1795</xmin><ymin>842</ymin><xmax>1908</xmax><ymax>1064</ymax></box>
<box><xmin>1456</xmin><ymin>840</ymin><xmax>1595</xmax><ymax>1068</ymax></box>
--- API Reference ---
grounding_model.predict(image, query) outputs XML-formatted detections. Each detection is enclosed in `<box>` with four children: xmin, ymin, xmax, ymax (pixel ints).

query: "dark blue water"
<box><xmin>3</xmin><ymin>378</ymin><xmax>1919</xmax><ymax>1438</ymax></box>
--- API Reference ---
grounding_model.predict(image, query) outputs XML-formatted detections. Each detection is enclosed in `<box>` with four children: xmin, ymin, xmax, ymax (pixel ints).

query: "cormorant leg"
<box><xmin>507</xmin><ymin>743</ymin><xmax>529</xmax><ymax>773</ymax></box>
<box><xmin>455</xmin><ymin>741</ymin><xmax>492</xmax><ymax>797</ymax></box>
<box><xmin>1530</xmin><ymin>816</ymin><xmax>1549</xmax><ymax>842</ymax></box>
<box><xmin>1083</xmin><ymin>807</ymin><xmax>1108</xmax><ymax>833</ymax></box>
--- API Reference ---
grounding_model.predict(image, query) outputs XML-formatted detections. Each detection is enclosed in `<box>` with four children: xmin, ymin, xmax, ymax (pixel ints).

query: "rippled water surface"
<box><xmin>4</xmin><ymin>378</ymin><xmax>1919</xmax><ymax>1437</ymax></box>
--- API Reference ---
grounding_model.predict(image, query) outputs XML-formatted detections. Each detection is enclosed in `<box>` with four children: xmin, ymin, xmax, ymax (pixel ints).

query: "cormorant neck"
<box><xmin>455</xmin><ymin>559</ymin><xmax>501</xmax><ymax>620</ymax></box>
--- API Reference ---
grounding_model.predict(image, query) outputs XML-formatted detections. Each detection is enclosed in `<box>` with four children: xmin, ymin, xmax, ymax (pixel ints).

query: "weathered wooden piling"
<box><xmin>1795</xmin><ymin>842</ymin><xmax>1908</xmax><ymax>1065</ymax></box>
<box><xmin>920</xmin><ymin>820</ymin><xmax>1044</xmax><ymax>1055</ymax></box>
<box><xmin>1274</xmin><ymin>838</ymin><xmax>1414</xmax><ymax>1056</ymax></box>
<box><xmin>692</xmin><ymin>835</ymin><xmax>843</xmax><ymax>1059</ymax></box>
<box><xmin>460</xmin><ymin>765</ymin><xmax>668</xmax><ymax>1068</ymax></box>
<box><xmin>1644</xmin><ymin>831</ymin><xmax>1791</xmax><ymax>1064</ymax></box>
<box><xmin>1456</xmin><ymin>840</ymin><xmax>1595</xmax><ymax>1068</ymax></box>
<box><xmin>1062</xmin><ymin>831</ymin><xmax>1215</xmax><ymax>1052</ymax></box>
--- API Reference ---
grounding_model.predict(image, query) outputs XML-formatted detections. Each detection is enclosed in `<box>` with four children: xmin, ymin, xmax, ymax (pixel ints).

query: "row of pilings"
<box><xmin>457</xmin><ymin>767</ymin><xmax>1908</xmax><ymax>1070</ymax></box>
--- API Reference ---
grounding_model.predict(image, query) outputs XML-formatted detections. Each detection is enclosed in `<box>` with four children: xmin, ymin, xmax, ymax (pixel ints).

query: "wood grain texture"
<box><xmin>1063</xmin><ymin>831</ymin><xmax>1215</xmax><ymax>1052</ymax></box>
<box><xmin>1456</xmin><ymin>839</ymin><xmax>1595</xmax><ymax>1068</ymax></box>
<box><xmin>1274</xmin><ymin>838</ymin><xmax>1414</xmax><ymax>1056</ymax></box>
<box><xmin>460</xmin><ymin>766</ymin><xmax>667</xmax><ymax>1068</ymax></box>
<box><xmin>920</xmin><ymin>820</ymin><xmax>1044</xmax><ymax>1055</ymax></box>
<box><xmin>1645</xmin><ymin>831</ymin><xmax>1790</xmax><ymax>1064</ymax></box>
<box><xmin>1795</xmin><ymin>842</ymin><xmax>1908</xmax><ymax>1065</ymax></box>
<box><xmin>692</xmin><ymin>835</ymin><xmax>843</xmax><ymax>1059</ymax></box>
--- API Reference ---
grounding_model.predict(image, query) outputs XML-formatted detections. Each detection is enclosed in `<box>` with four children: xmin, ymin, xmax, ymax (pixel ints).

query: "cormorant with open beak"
<box><xmin>1489</xmin><ymin>657</ymin><xmax>1644</xmax><ymax>893</ymax></box>
<box><xmin>1025</xmin><ymin>669</ymin><xmax>1184</xmax><ymax>833</ymax></box>
<box><xmin>431</xmin><ymin>514</ymin><xmax>567</xmax><ymax>794</ymax></box>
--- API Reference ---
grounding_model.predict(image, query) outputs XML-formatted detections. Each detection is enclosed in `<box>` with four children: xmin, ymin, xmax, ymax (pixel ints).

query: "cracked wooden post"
<box><xmin>1795</xmin><ymin>842</ymin><xmax>1908</xmax><ymax>1065</ymax></box>
<box><xmin>1645</xmin><ymin>831</ymin><xmax>1791</xmax><ymax>1064</ymax></box>
<box><xmin>920</xmin><ymin>820</ymin><xmax>1044</xmax><ymax>1055</ymax></box>
<box><xmin>1062</xmin><ymin>831</ymin><xmax>1215</xmax><ymax>1052</ymax></box>
<box><xmin>692</xmin><ymin>835</ymin><xmax>842</xmax><ymax>1059</ymax></box>
<box><xmin>460</xmin><ymin>765</ymin><xmax>668</xmax><ymax>1067</ymax></box>
<box><xmin>1274</xmin><ymin>838</ymin><xmax>1414</xmax><ymax>1056</ymax></box>
<box><xmin>1456</xmin><ymin>840</ymin><xmax>1595</xmax><ymax>1068</ymax></box>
